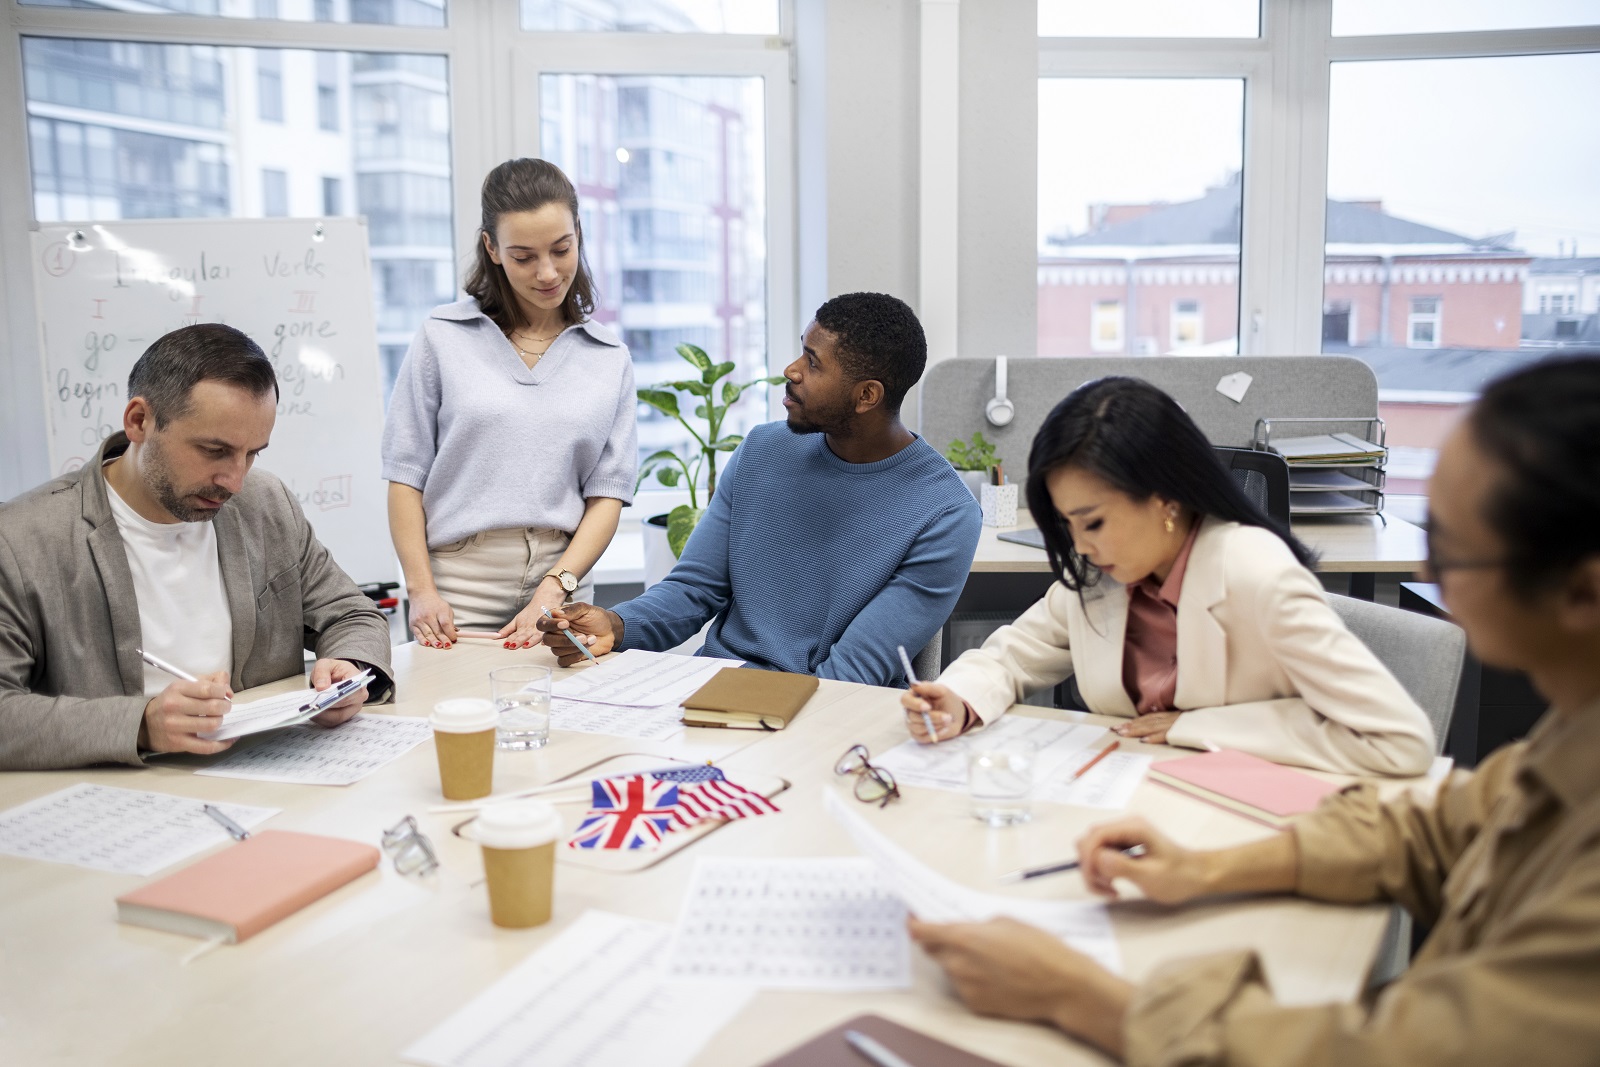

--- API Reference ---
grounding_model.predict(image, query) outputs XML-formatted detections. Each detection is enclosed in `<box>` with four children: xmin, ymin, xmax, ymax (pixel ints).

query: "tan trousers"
<box><xmin>427</xmin><ymin>527</ymin><xmax>594</xmax><ymax>630</ymax></box>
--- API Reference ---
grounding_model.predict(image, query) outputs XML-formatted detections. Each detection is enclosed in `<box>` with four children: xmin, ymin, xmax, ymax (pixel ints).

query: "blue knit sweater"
<box><xmin>614</xmin><ymin>423</ymin><xmax>982</xmax><ymax>687</ymax></box>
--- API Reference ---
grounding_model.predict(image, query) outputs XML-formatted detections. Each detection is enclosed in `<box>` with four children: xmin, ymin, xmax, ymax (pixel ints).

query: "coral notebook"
<box><xmin>115</xmin><ymin>830</ymin><xmax>379</xmax><ymax>943</ymax></box>
<box><xmin>1148</xmin><ymin>750</ymin><xmax>1342</xmax><ymax>828</ymax></box>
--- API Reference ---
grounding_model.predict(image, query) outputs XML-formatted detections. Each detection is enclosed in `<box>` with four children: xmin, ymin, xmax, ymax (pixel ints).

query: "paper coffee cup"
<box><xmin>430</xmin><ymin>699</ymin><xmax>497</xmax><ymax>800</ymax></box>
<box><xmin>477</xmin><ymin>800</ymin><xmax>562</xmax><ymax>929</ymax></box>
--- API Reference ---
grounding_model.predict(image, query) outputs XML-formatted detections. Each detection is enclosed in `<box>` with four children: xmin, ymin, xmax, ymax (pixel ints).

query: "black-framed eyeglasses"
<box><xmin>835</xmin><ymin>744</ymin><xmax>900</xmax><ymax>808</ymax></box>
<box><xmin>381</xmin><ymin>815</ymin><xmax>439</xmax><ymax>877</ymax></box>
<box><xmin>1423</xmin><ymin>523</ymin><xmax>1504</xmax><ymax>581</ymax></box>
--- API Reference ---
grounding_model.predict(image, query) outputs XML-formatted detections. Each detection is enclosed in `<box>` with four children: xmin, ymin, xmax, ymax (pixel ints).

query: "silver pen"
<box><xmin>896</xmin><ymin>644</ymin><xmax>938</xmax><ymax>745</ymax></box>
<box><xmin>297</xmin><ymin>670</ymin><xmax>374</xmax><ymax>714</ymax></box>
<box><xmin>202</xmin><ymin>804</ymin><xmax>250</xmax><ymax>841</ymax></box>
<box><xmin>542</xmin><ymin>605</ymin><xmax>599</xmax><ymax>663</ymax></box>
<box><xmin>844</xmin><ymin>1029</ymin><xmax>917</xmax><ymax>1067</ymax></box>
<box><xmin>138</xmin><ymin>648</ymin><xmax>199</xmax><ymax>683</ymax></box>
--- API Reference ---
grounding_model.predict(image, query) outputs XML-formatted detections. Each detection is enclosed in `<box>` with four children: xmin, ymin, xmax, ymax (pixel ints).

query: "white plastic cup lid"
<box><xmin>476</xmin><ymin>799</ymin><xmax>563</xmax><ymax>849</ymax></box>
<box><xmin>430</xmin><ymin>698</ymin><xmax>498</xmax><ymax>733</ymax></box>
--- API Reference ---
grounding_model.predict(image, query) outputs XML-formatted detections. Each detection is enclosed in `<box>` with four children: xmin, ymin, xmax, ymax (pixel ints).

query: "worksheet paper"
<box><xmin>1038</xmin><ymin>751</ymin><xmax>1152</xmax><ymax>811</ymax></box>
<box><xmin>823</xmin><ymin>789</ymin><xmax>1123</xmax><ymax>975</ymax></box>
<box><xmin>195</xmin><ymin>713</ymin><xmax>433</xmax><ymax>786</ymax></box>
<box><xmin>665</xmin><ymin>857</ymin><xmax>911</xmax><ymax>990</ymax></box>
<box><xmin>547</xmin><ymin>697</ymin><xmax>686</xmax><ymax>741</ymax></box>
<box><xmin>0</xmin><ymin>783</ymin><xmax>278</xmax><ymax>876</ymax></box>
<box><xmin>873</xmin><ymin>716</ymin><xmax>1111</xmax><ymax>793</ymax></box>
<box><xmin>402</xmin><ymin>910</ymin><xmax>752</xmax><ymax>1067</ymax></box>
<box><xmin>550</xmin><ymin>649</ymin><xmax>743</xmax><ymax>708</ymax></box>
<box><xmin>201</xmin><ymin>670</ymin><xmax>375</xmax><ymax>741</ymax></box>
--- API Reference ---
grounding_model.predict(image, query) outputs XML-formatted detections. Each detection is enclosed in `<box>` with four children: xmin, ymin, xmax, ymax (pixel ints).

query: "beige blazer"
<box><xmin>937</xmin><ymin>516</ymin><xmax>1435</xmax><ymax>776</ymax></box>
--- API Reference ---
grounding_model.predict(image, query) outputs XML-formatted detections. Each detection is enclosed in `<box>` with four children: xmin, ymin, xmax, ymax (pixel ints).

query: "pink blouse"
<box><xmin>1122</xmin><ymin>520</ymin><xmax>1201</xmax><ymax>715</ymax></box>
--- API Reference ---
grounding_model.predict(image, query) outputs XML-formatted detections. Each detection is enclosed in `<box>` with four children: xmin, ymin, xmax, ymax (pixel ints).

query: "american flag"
<box><xmin>652</xmin><ymin>765</ymin><xmax>781</xmax><ymax>829</ymax></box>
<box><xmin>567</xmin><ymin>775</ymin><xmax>681</xmax><ymax>850</ymax></box>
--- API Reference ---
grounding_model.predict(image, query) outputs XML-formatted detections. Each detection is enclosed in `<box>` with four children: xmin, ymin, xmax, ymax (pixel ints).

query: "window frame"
<box><xmin>0</xmin><ymin>1</ymin><xmax>798</xmax><ymax>536</ymax></box>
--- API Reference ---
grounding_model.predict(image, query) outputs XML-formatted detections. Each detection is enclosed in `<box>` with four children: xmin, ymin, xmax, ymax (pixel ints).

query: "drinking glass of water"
<box><xmin>967</xmin><ymin>737</ymin><xmax>1035</xmax><ymax>825</ymax></box>
<box><xmin>489</xmin><ymin>665</ymin><xmax>552</xmax><ymax>751</ymax></box>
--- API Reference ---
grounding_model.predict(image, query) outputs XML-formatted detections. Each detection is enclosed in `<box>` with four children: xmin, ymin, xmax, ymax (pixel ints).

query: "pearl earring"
<box><xmin>1164</xmin><ymin>513</ymin><xmax>1176</xmax><ymax>534</ymax></box>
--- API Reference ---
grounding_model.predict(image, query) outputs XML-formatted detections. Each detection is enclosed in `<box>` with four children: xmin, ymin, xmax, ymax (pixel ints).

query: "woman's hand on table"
<box><xmin>901</xmin><ymin>681</ymin><xmax>970</xmax><ymax>743</ymax></box>
<box><xmin>409</xmin><ymin>589</ymin><xmax>459</xmax><ymax>648</ymax></box>
<box><xmin>909</xmin><ymin>915</ymin><xmax>1133</xmax><ymax>1058</ymax></box>
<box><xmin>1076</xmin><ymin>816</ymin><xmax>1207</xmax><ymax>904</ymax></box>
<box><xmin>1114</xmin><ymin>710</ymin><xmax>1181</xmax><ymax>743</ymax></box>
<box><xmin>498</xmin><ymin>579</ymin><xmax>570</xmax><ymax>649</ymax></box>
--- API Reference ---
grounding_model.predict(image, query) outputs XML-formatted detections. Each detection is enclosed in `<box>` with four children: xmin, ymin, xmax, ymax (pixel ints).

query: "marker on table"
<box><xmin>844</xmin><ymin>1029</ymin><xmax>917</xmax><ymax>1067</ymax></box>
<box><xmin>999</xmin><ymin>844</ymin><xmax>1148</xmax><ymax>884</ymax></box>
<box><xmin>896</xmin><ymin>644</ymin><xmax>938</xmax><ymax>746</ymax></box>
<box><xmin>542</xmin><ymin>605</ymin><xmax>599</xmax><ymax>664</ymax></box>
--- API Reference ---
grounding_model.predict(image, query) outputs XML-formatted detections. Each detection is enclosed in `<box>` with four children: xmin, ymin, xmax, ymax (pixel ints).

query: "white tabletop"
<box><xmin>972</xmin><ymin>510</ymin><xmax>1426</xmax><ymax>576</ymax></box>
<box><xmin>0</xmin><ymin>642</ymin><xmax>1403</xmax><ymax>1066</ymax></box>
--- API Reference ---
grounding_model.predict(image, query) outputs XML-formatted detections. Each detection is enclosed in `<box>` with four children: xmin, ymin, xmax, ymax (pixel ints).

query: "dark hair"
<box><xmin>463</xmin><ymin>158</ymin><xmax>595</xmax><ymax>332</ymax></box>
<box><xmin>1469</xmin><ymin>354</ymin><xmax>1600</xmax><ymax>599</ymax></box>
<box><xmin>126</xmin><ymin>323</ymin><xmax>279</xmax><ymax>427</ymax></box>
<box><xmin>1025</xmin><ymin>376</ymin><xmax>1314</xmax><ymax>590</ymax></box>
<box><xmin>812</xmin><ymin>292</ymin><xmax>927</xmax><ymax>413</ymax></box>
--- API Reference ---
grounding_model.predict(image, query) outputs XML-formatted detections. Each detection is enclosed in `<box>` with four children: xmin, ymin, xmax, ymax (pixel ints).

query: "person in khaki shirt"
<box><xmin>909</xmin><ymin>355</ymin><xmax>1600</xmax><ymax>1066</ymax></box>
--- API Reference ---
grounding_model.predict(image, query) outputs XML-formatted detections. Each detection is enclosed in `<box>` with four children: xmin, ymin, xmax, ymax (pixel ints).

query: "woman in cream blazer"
<box><xmin>905</xmin><ymin>378</ymin><xmax>1434</xmax><ymax>777</ymax></box>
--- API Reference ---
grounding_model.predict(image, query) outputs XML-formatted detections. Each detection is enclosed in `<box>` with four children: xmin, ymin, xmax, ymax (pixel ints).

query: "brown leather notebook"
<box><xmin>116</xmin><ymin>830</ymin><xmax>379</xmax><ymax>943</ymax></box>
<box><xmin>760</xmin><ymin>1013</ymin><xmax>1009</xmax><ymax>1067</ymax></box>
<box><xmin>680</xmin><ymin>667</ymin><xmax>819</xmax><ymax>730</ymax></box>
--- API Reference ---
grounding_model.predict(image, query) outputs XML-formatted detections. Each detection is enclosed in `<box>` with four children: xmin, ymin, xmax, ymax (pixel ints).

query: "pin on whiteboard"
<box><xmin>313</xmin><ymin>222</ymin><xmax>325</xmax><ymax>242</ymax></box>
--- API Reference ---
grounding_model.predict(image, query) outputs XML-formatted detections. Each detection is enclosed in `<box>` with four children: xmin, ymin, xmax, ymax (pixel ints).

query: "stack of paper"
<box><xmin>1269</xmin><ymin>432</ymin><xmax>1385</xmax><ymax>464</ymax></box>
<box><xmin>547</xmin><ymin>649</ymin><xmax>743</xmax><ymax>740</ymax></box>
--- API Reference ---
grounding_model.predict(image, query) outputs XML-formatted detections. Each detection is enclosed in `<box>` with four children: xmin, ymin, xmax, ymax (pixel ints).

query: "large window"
<box><xmin>541</xmin><ymin>73</ymin><xmax>768</xmax><ymax>474</ymax></box>
<box><xmin>22</xmin><ymin>39</ymin><xmax>454</xmax><ymax>402</ymax></box>
<box><xmin>1039</xmin><ymin>0</ymin><xmax>1259</xmax><ymax>38</ymax></box>
<box><xmin>20</xmin><ymin>0</ymin><xmax>446</xmax><ymax>26</ymax></box>
<box><xmin>521</xmin><ymin>0</ymin><xmax>777</xmax><ymax>34</ymax></box>
<box><xmin>1037</xmin><ymin>78</ymin><xmax>1245</xmax><ymax>357</ymax></box>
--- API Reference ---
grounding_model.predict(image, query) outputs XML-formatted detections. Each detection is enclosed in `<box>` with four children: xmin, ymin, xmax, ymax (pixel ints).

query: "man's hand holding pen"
<box><xmin>306</xmin><ymin>658</ymin><xmax>371</xmax><ymax>726</ymax></box>
<box><xmin>139</xmin><ymin>671</ymin><xmax>235</xmax><ymax>755</ymax></box>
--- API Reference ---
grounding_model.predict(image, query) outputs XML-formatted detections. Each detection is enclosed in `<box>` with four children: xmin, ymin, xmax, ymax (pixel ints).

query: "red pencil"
<box><xmin>1070</xmin><ymin>738</ymin><xmax>1120</xmax><ymax>781</ymax></box>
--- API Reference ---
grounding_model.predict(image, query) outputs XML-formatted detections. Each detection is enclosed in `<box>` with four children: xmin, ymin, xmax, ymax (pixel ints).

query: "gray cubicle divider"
<box><xmin>920</xmin><ymin>356</ymin><xmax>1380</xmax><ymax>481</ymax></box>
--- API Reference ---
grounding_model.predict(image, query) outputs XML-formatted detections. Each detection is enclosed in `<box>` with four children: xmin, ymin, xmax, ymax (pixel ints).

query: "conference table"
<box><xmin>0</xmin><ymin>642</ymin><xmax>1418</xmax><ymax>1067</ymax></box>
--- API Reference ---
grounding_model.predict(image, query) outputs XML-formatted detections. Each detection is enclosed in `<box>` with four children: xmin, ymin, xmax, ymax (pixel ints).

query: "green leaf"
<box><xmin>675</xmin><ymin>343</ymin><xmax>712</xmax><ymax>372</ymax></box>
<box><xmin>668</xmin><ymin>379</ymin><xmax>712</xmax><ymax>397</ymax></box>
<box><xmin>721</xmin><ymin>381</ymin><xmax>742</xmax><ymax>404</ymax></box>
<box><xmin>702</xmin><ymin>361</ymin><xmax>735</xmax><ymax>385</ymax></box>
<box><xmin>637</xmin><ymin>389</ymin><xmax>680</xmax><ymax>418</ymax></box>
<box><xmin>666</xmin><ymin>504</ymin><xmax>705</xmax><ymax>558</ymax></box>
<box><xmin>694</xmin><ymin>403</ymin><xmax>709</xmax><ymax>421</ymax></box>
<box><xmin>710</xmin><ymin>434</ymin><xmax>743</xmax><ymax>452</ymax></box>
<box><xmin>654</xmin><ymin>467</ymin><xmax>682</xmax><ymax>487</ymax></box>
<box><xmin>760</xmin><ymin>375</ymin><xmax>788</xmax><ymax>386</ymax></box>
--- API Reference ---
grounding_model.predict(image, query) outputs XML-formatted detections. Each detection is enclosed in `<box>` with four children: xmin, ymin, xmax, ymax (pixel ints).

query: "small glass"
<box><xmin>968</xmin><ymin>737</ymin><xmax>1036</xmax><ymax>826</ymax></box>
<box><xmin>489</xmin><ymin>664</ymin><xmax>552</xmax><ymax>751</ymax></box>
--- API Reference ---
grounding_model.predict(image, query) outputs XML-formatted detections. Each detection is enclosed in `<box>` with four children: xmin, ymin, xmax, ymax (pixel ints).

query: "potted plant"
<box><xmin>943</xmin><ymin>431</ymin><xmax>1000</xmax><ymax>501</ymax></box>
<box><xmin>635</xmin><ymin>343</ymin><xmax>786</xmax><ymax>585</ymax></box>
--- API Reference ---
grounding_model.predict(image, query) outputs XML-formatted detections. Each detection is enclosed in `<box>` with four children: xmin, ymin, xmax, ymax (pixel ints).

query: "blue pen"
<box><xmin>297</xmin><ymin>670</ymin><xmax>373</xmax><ymax>714</ymax></box>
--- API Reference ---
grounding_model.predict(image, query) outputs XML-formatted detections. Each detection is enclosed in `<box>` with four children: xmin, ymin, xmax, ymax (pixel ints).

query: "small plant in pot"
<box><xmin>943</xmin><ymin>431</ymin><xmax>1001</xmax><ymax>500</ymax></box>
<box><xmin>635</xmin><ymin>343</ymin><xmax>785</xmax><ymax>582</ymax></box>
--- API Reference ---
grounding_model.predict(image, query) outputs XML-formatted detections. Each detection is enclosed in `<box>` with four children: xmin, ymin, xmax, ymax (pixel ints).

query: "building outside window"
<box><xmin>261</xmin><ymin>167</ymin><xmax>288</xmax><ymax>216</ymax></box>
<box><xmin>257</xmin><ymin>50</ymin><xmax>284</xmax><ymax>123</ymax></box>
<box><xmin>1090</xmin><ymin>299</ymin><xmax>1124</xmax><ymax>352</ymax></box>
<box><xmin>322</xmin><ymin>175</ymin><xmax>342</xmax><ymax>215</ymax></box>
<box><xmin>1171</xmin><ymin>299</ymin><xmax>1203</xmax><ymax>350</ymax></box>
<box><xmin>317</xmin><ymin>51</ymin><xmax>340</xmax><ymax>132</ymax></box>
<box><xmin>1407</xmin><ymin>296</ymin><xmax>1442</xmax><ymax>348</ymax></box>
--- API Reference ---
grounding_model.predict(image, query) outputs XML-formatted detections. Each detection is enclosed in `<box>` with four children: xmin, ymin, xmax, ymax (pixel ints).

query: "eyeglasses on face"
<box><xmin>834</xmin><ymin>744</ymin><xmax>900</xmax><ymax>808</ymax></box>
<box><xmin>381</xmin><ymin>814</ymin><xmax>439</xmax><ymax>877</ymax></box>
<box><xmin>1423</xmin><ymin>523</ymin><xmax>1505</xmax><ymax>581</ymax></box>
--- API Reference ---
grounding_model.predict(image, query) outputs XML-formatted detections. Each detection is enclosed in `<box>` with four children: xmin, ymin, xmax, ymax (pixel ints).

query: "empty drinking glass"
<box><xmin>968</xmin><ymin>737</ymin><xmax>1035</xmax><ymax>826</ymax></box>
<box><xmin>489</xmin><ymin>664</ymin><xmax>552</xmax><ymax>750</ymax></box>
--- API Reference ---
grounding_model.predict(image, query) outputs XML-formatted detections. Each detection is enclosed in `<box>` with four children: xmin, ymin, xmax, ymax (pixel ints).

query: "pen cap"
<box><xmin>429</xmin><ymin>698</ymin><xmax>497</xmax><ymax>733</ymax></box>
<box><xmin>475</xmin><ymin>800</ymin><xmax>562</xmax><ymax>849</ymax></box>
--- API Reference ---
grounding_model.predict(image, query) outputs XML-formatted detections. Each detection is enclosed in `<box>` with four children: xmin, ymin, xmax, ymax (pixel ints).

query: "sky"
<box><xmin>1038</xmin><ymin>54</ymin><xmax>1600</xmax><ymax>258</ymax></box>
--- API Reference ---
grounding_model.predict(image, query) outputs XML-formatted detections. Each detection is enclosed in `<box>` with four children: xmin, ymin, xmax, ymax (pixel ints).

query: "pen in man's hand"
<box><xmin>297</xmin><ymin>671</ymin><xmax>373</xmax><ymax>714</ymax></box>
<box><xmin>138</xmin><ymin>648</ymin><xmax>199</xmax><ymax>684</ymax></box>
<box><xmin>542</xmin><ymin>605</ymin><xmax>599</xmax><ymax>663</ymax></box>
<box><xmin>999</xmin><ymin>844</ymin><xmax>1148</xmax><ymax>884</ymax></box>
<box><xmin>897</xmin><ymin>644</ymin><xmax>938</xmax><ymax>745</ymax></box>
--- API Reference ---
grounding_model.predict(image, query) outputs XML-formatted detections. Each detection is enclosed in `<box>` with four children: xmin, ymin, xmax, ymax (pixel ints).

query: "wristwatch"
<box><xmin>544</xmin><ymin>569</ymin><xmax>579</xmax><ymax>597</ymax></box>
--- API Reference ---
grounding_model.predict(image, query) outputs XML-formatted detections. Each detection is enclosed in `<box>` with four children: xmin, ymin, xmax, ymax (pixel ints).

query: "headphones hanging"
<box><xmin>985</xmin><ymin>355</ymin><xmax>1015</xmax><ymax>427</ymax></box>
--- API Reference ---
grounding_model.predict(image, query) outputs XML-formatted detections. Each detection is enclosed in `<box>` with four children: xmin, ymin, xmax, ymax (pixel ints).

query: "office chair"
<box><xmin>1214</xmin><ymin>446</ymin><xmax>1291</xmax><ymax>527</ymax></box>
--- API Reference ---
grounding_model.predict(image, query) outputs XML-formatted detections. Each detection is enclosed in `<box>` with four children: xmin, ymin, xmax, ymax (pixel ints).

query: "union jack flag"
<box><xmin>567</xmin><ymin>774</ymin><xmax>681</xmax><ymax>850</ymax></box>
<box><xmin>652</xmin><ymin>765</ymin><xmax>781</xmax><ymax>829</ymax></box>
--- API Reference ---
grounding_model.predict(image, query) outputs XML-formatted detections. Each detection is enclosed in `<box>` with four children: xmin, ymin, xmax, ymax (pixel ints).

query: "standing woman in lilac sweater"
<box><xmin>382</xmin><ymin>159</ymin><xmax>637</xmax><ymax>649</ymax></box>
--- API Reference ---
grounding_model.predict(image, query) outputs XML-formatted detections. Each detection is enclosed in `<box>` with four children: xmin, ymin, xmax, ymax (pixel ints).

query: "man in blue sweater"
<box><xmin>538</xmin><ymin>292</ymin><xmax>982</xmax><ymax>687</ymax></box>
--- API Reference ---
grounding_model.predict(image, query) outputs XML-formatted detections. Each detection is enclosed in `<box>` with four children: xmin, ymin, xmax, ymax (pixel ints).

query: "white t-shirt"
<box><xmin>106</xmin><ymin>479</ymin><xmax>234</xmax><ymax>696</ymax></box>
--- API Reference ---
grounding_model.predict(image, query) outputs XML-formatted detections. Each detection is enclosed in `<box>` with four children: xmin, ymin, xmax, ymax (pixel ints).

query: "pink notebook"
<box><xmin>1148</xmin><ymin>750</ymin><xmax>1342</xmax><ymax>827</ymax></box>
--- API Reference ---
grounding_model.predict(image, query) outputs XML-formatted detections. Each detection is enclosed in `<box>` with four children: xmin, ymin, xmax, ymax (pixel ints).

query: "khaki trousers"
<box><xmin>427</xmin><ymin>527</ymin><xmax>594</xmax><ymax>629</ymax></box>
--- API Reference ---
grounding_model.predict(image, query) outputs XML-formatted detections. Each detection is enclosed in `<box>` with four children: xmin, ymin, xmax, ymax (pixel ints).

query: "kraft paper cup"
<box><xmin>476</xmin><ymin>800</ymin><xmax>562</xmax><ymax>929</ymax></box>
<box><xmin>430</xmin><ymin>699</ymin><xmax>497</xmax><ymax>800</ymax></box>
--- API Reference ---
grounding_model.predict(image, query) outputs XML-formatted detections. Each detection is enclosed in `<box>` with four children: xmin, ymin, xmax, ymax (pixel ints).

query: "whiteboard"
<box><xmin>29</xmin><ymin>218</ymin><xmax>394</xmax><ymax>586</ymax></box>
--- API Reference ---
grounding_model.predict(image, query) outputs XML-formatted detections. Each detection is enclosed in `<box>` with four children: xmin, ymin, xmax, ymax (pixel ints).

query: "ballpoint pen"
<box><xmin>542</xmin><ymin>605</ymin><xmax>599</xmax><ymax>664</ymax></box>
<box><xmin>297</xmin><ymin>670</ymin><xmax>374</xmax><ymax>714</ymax></box>
<box><xmin>201</xmin><ymin>803</ymin><xmax>251</xmax><ymax>842</ymax></box>
<box><xmin>844</xmin><ymin>1029</ymin><xmax>916</xmax><ymax>1067</ymax></box>
<box><xmin>137</xmin><ymin>648</ymin><xmax>199</xmax><ymax>684</ymax></box>
<box><xmin>999</xmin><ymin>844</ymin><xmax>1147</xmax><ymax>884</ymax></box>
<box><xmin>896</xmin><ymin>644</ymin><xmax>938</xmax><ymax>745</ymax></box>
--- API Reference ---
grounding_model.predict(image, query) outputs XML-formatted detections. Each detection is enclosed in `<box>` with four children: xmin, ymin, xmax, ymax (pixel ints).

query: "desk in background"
<box><xmin>0</xmin><ymin>642</ymin><xmax>1399</xmax><ymax>1066</ymax></box>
